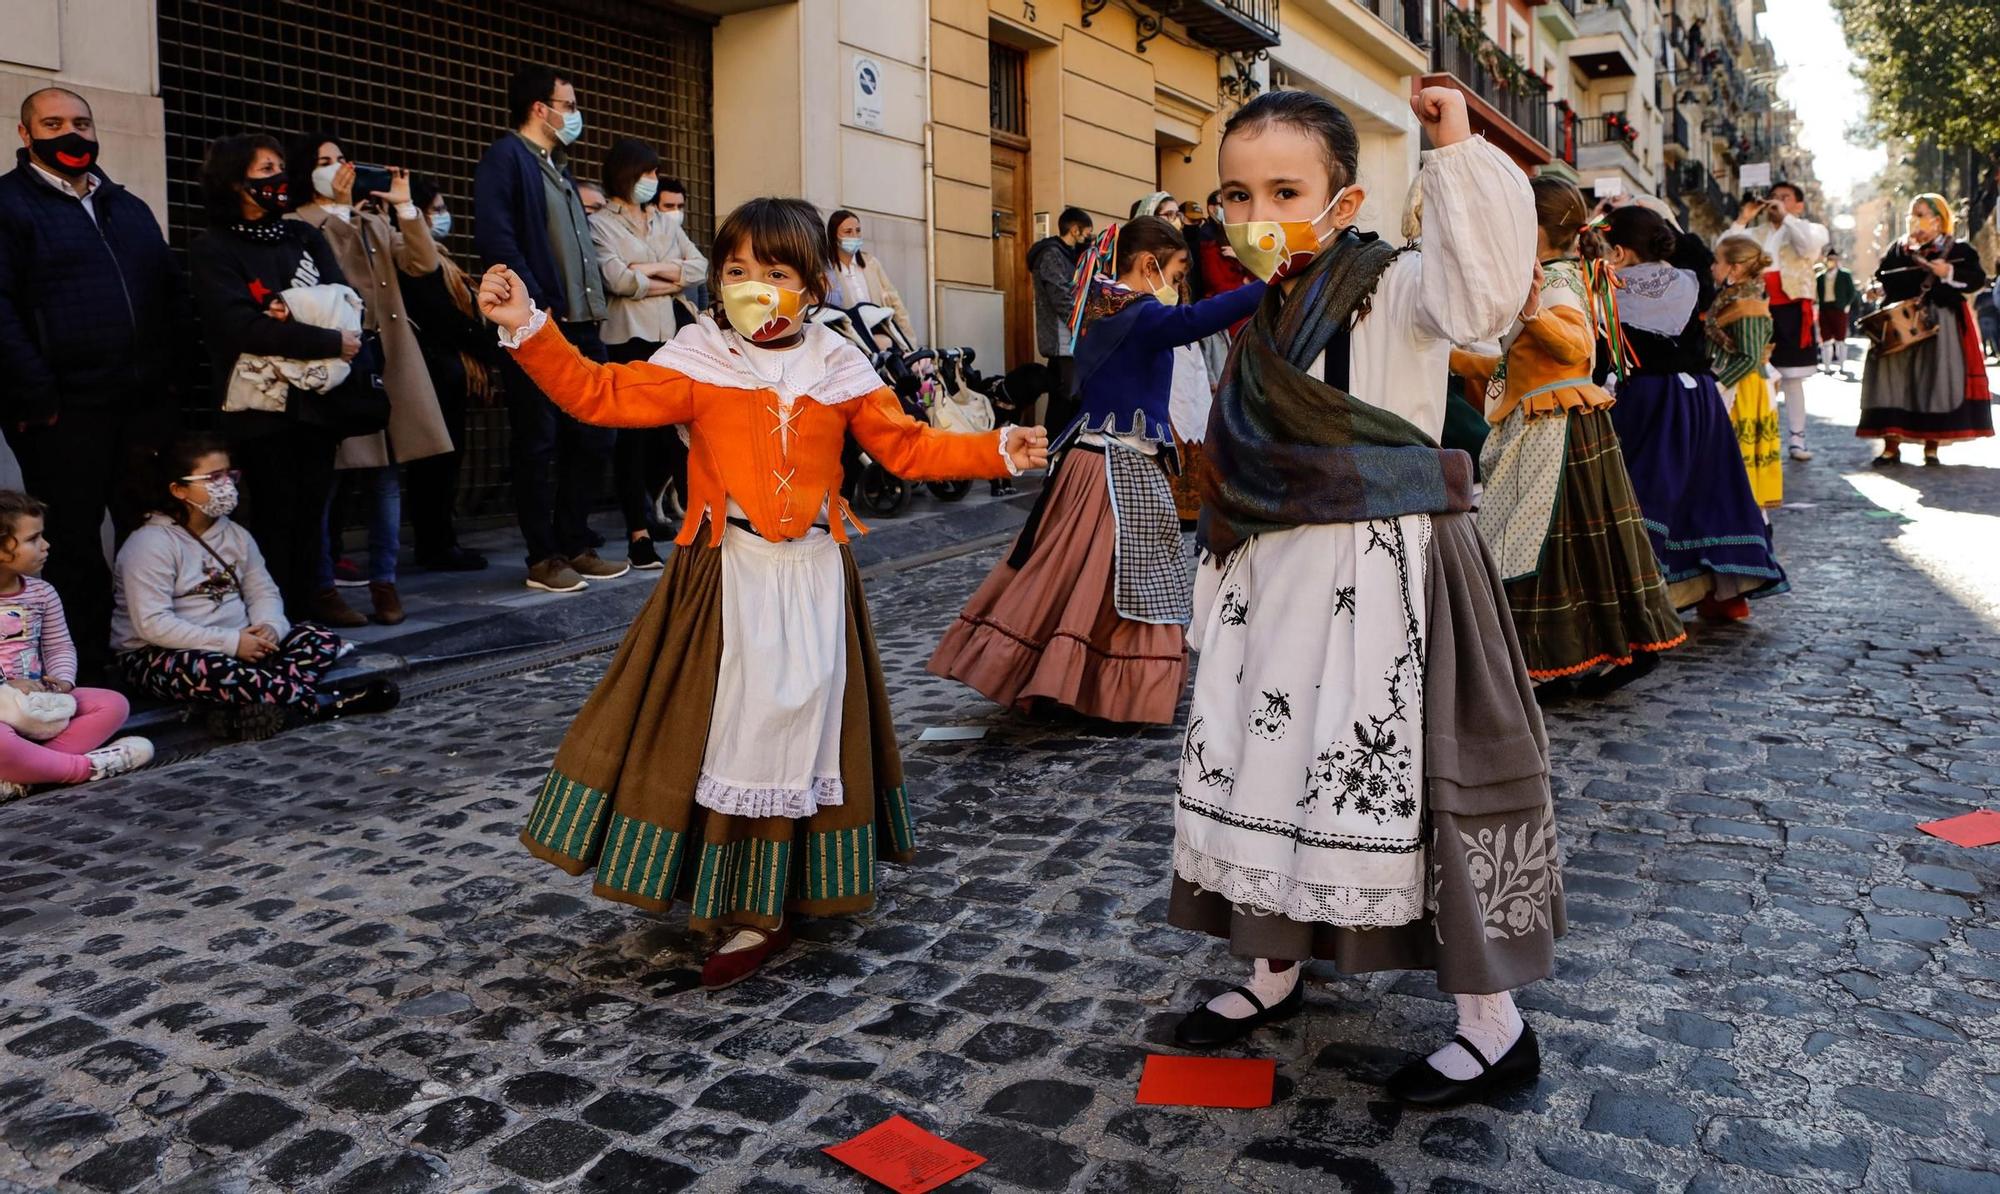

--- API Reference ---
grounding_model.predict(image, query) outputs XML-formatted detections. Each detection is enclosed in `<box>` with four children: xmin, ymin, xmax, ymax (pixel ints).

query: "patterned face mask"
<box><xmin>1222</xmin><ymin>187</ymin><xmax>1350</xmax><ymax>283</ymax></box>
<box><xmin>720</xmin><ymin>280</ymin><xmax>807</xmax><ymax>342</ymax></box>
<box><xmin>195</xmin><ymin>477</ymin><xmax>239</xmax><ymax>519</ymax></box>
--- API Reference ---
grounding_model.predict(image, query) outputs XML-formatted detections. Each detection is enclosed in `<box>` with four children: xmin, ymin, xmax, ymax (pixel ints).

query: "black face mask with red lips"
<box><xmin>31</xmin><ymin>132</ymin><xmax>98</xmax><ymax>175</ymax></box>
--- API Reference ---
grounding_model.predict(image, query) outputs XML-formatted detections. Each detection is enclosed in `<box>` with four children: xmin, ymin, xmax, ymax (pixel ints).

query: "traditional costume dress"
<box><xmin>1856</xmin><ymin>237</ymin><xmax>1992</xmax><ymax>446</ymax></box>
<box><xmin>1463</xmin><ymin>257</ymin><xmax>1684</xmax><ymax>682</ymax></box>
<box><xmin>1603</xmin><ymin>261</ymin><xmax>1788</xmax><ymax>609</ymax></box>
<box><xmin>1726</xmin><ymin>210</ymin><xmax>1828</xmax><ymax>456</ymax></box>
<box><xmin>503</xmin><ymin>305</ymin><xmax>1016</xmax><ymax>937</ymax></box>
<box><xmin>1707</xmin><ymin>279</ymin><xmax>1783</xmax><ymax>507</ymax></box>
<box><xmin>1170</xmin><ymin>139</ymin><xmax>1562</xmax><ymax>1009</ymax></box>
<box><xmin>929</xmin><ymin>279</ymin><xmax>1263</xmax><ymax>725</ymax></box>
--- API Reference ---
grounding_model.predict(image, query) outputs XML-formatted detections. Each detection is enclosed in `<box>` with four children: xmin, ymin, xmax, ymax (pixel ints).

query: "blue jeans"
<box><xmin>319</xmin><ymin>465</ymin><xmax>401</xmax><ymax>587</ymax></box>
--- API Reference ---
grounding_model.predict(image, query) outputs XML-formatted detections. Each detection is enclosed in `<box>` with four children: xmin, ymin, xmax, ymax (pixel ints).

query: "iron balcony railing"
<box><xmin>1577</xmin><ymin>113</ymin><xmax>1641</xmax><ymax>150</ymax></box>
<box><xmin>1552</xmin><ymin>104</ymin><xmax>1578</xmax><ymax>166</ymax></box>
<box><xmin>1137</xmin><ymin>0</ymin><xmax>1281</xmax><ymax>52</ymax></box>
<box><xmin>1432</xmin><ymin>4</ymin><xmax>1552</xmax><ymax>149</ymax></box>
<box><xmin>1354</xmin><ymin>0</ymin><xmax>1429</xmax><ymax>43</ymax></box>
<box><xmin>1670</xmin><ymin>108</ymin><xmax>1691</xmax><ymax>151</ymax></box>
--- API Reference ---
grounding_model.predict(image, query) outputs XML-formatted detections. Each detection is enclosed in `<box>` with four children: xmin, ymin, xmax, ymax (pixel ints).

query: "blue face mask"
<box><xmin>839</xmin><ymin>237</ymin><xmax>864</xmax><ymax>256</ymax></box>
<box><xmin>633</xmin><ymin>176</ymin><xmax>659</xmax><ymax>206</ymax></box>
<box><xmin>429</xmin><ymin>209</ymin><xmax>452</xmax><ymax>238</ymax></box>
<box><xmin>547</xmin><ymin>105</ymin><xmax>583</xmax><ymax>146</ymax></box>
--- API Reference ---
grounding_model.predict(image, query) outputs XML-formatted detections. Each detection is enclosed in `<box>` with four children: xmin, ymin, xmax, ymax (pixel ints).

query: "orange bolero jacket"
<box><xmin>1450</xmin><ymin>305</ymin><xmax>1613</xmax><ymax>424</ymax></box>
<box><xmin>507</xmin><ymin>319</ymin><xmax>1010</xmax><ymax>546</ymax></box>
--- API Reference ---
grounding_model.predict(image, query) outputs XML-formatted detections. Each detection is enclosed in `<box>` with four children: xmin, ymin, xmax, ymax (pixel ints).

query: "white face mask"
<box><xmin>661</xmin><ymin>210</ymin><xmax>685</xmax><ymax>233</ymax></box>
<box><xmin>311</xmin><ymin>162</ymin><xmax>342</xmax><ymax>202</ymax></box>
<box><xmin>430</xmin><ymin>209</ymin><xmax>452</xmax><ymax>238</ymax></box>
<box><xmin>633</xmin><ymin>176</ymin><xmax>659</xmax><ymax>206</ymax></box>
<box><xmin>196</xmin><ymin>478</ymin><xmax>239</xmax><ymax>519</ymax></box>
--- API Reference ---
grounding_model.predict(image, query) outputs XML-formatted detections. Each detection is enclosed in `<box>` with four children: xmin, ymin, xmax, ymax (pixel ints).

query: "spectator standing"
<box><xmin>1026</xmin><ymin>206</ymin><xmax>1093</xmax><ymax>431</ymax></box>
<box><xmin>589</xmin><ymin>137</ymin><xmax>705</xmax><ymax>571</ymax></box>
<box><xmin>289</xmin><ymin>133</ymin><xmax>453</xmax><ymax>626</ymax></box>
<box><xmin>652</xmin><ymin>176</ymin><xmax>707</xmax><ymax>309</ymax></box>
<box><xmin>1816</xmin><ymin>249</ymin><xmax>1857</xmax><ymax>378</ymax></box>
<box><xmin>1727</xmin><ymin>182</ymin><xmax>1829</xmax><ymax>461</ymax></box>
<box><xmin>186</xmin><ymin>134</ymin><xmax>360</xmax><ymax>620</ymax></box>
<box><xmin>474</xmin><ymin>64</ymin><xmax>625</xmax><ymax>593</ymax></box>
<box><xmin>577</xmin><ymin>183</ymin><xmax>607</xmax><ymax>217</ymax></box>
<box><xmin>0</xmin><ymin>87</ymin><xmax>191</xmax><ymax>680</ymax></box>
<box><xmin>823</xmin><ymin>209</ymin><xmax>915</xmax><ymax>340</ymax></box>
<box><xmin>402</xmin><ymin>178</ymin><xmax>491</xmax><ymax>572</ymax></box>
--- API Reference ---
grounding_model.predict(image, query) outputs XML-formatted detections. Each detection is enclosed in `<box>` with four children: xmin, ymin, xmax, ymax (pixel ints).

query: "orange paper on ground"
<box><xmin>1917</xmin><ymin>810</ymin><xmax>2000</xmax><ymax>848</ymax></box>
<box><xmin>1136</xmin><ymin>1055</ymin><xmax>1276</xmax><ymax>1108</ymax></box>
<box><xmin>822</xmin><ymin>1115</ymin><xmax>985</xmax><ymax>1194</ymax></box>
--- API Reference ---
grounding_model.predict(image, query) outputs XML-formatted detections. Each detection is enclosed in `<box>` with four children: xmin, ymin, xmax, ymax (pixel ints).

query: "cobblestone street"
<box><xmin>3</xmin><ymin>375</ymin><xmax>1998</xmax><ymax>1193</ymax></box>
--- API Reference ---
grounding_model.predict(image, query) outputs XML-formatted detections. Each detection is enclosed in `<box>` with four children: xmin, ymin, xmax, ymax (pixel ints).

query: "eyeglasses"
<box><xmin>179</xmin><ymin>469</ymin><xmax>242</xmax><ymax>485</ymax></box>
<box><xmin>544</xmin><ymin>97</ymin><xmax>580</xmax><ymax>114</ymax></box>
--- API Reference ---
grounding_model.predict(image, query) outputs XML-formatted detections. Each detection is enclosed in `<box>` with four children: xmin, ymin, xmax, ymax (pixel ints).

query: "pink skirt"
<box><xmin>928</xmin><ymin>449</ymin><xmax>1188</xmax><ymax>724</ymax></box>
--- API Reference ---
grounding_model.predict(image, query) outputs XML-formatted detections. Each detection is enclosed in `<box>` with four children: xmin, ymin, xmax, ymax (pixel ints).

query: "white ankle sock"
<box><xmin>1426</xmin><ymin>991</ymin><xmax>1524</xmax><ymax>1080</ymax></box>
<box><xmin>1204</xmin><ymin>958</ymin><xmax>1299</xmax><ymax>1020</ymax></box>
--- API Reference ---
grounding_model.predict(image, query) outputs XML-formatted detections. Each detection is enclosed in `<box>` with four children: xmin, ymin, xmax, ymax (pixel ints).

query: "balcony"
<box><xmin>1550</xmin><ymin>102</ymin><xmax>1579</xmax><ymax>169</ymax></box>
<box><xmin>1666</xmin><ymin>108</ymin><xmax>1690</xmax><ymax>156</ymax></box>
<box><xmin>1532</xmin><ymin>0</ymin><xmax>1580</xmax><ymax>42</ymax></box>
<box><xmin>1350</xmin><ymin>0</ymin><xmax>1429</xmax><ymax>44</ymax></box>
<box><xmin>1571</xmin><ymin>0</ymin><xmax>1643</xmax><ymax>80</ymax></box>
<box><xmin>1575</xmin><ymin>112</ymin><xmax>1649</xmax><ymax>186</ymax></box>
<box><xmin>1425</xmin><ymin>2</ymin><xmax>1554</xmax><ymax>168</ymax></box>
<box><xmin>1135</xmin><ymin>0</ymin><xmax>1281</xmax><ymax>52</ymax></box>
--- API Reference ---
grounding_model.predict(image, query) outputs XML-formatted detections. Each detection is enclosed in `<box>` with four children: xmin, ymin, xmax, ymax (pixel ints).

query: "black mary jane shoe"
<box><xmin>1171</xmin><ymin>977</ymin><xmax>1304</xmax><ymax>1049</ymax></box>
<box><xmin>1577</xmin><ymin>650</ymin><xmax>1659</xmax><ymax>698</ymax></box>
<box><xmin>1385</xmin><ymin>1024</ymin><xmax>1540</xmax><ymax>1108</ymax></box>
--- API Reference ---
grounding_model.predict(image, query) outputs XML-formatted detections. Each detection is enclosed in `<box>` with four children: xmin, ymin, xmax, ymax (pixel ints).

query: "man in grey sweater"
<box><xmin>1027</xmin><ymin>206</ymin><xmax>1093</xmax><ymax>434</ymax></box>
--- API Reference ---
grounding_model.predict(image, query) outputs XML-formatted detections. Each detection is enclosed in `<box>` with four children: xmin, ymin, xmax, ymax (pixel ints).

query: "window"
<box><xmin>990</xmin><ymin>43</ymin><xmax>1027</xmax><ymax>139</ymax></box>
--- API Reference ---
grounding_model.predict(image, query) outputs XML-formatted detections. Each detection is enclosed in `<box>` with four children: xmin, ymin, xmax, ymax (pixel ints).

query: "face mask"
<box><xmin>195</xmin><ymin>478</ymin><xmax>239</xmax><ymax>519</ymax></box>
<box><xmin>430</xmin><ymin>209</ymin><xmax>453</xmax><ymax>238</ymax></box>
<box><xmin>839</xmin><ymin>237</ymin><xmax>864</xmax><ymax>256</ymax></box>
<box><xmin>1146</xmin><ymin>261</ymin><xmax>1179</xmax><ymax>307</ymax></box>
<box><xmin>546</xmin><ymin>106</ymin><xmax>583</xmax><ymax>146</ymax></box>
<box><xmin>1223</xmin><ymin>186</ymin><xmax>1351</xmax><ymax>283</ymax></box>
<box><xmin>245</xmin><ymin>176</ymin><xmax>290</xmax><ymax>215</ymax></box>
<box><xmin>311</xmin><ymin>162</ymin><xmax>342</xmax><ymax>201</ymax></box>
<box><xmin>661</xmin><ymin>210</ymin><xmax>685</xmax><ymax>233</ymax></box>
<box><xmin>721</xmin><ymin>280</ymin><xmax>808</xmax><ymax>342</ymax></box>
<box><xmin>31</xmin><ymin>131</ymin><xmax>98</xmax><ymax>174</ymax></box>
<box><xmin>633</xmin><ymin>176</ymin><xmax>659</xmax><ymax>206</ymax></box>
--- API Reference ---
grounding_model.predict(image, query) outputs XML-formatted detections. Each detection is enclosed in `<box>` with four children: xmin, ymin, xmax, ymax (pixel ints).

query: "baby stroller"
<box><xmin>816</xmin><ymin>302</ymin><xmax>996</xmax><ymax>517</ymax></box>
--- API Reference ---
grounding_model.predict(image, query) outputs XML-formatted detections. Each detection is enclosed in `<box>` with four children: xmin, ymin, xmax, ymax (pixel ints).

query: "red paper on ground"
<box><xmin>1136</xmin><ymin>1054</ymin><xmax>1276</xmax><ymax>1109</ymax></box>
<box><xmin>1917</xmin><ymin>810</ymin><xmax>2000</xmax><ymax>848</ymax></box>
<box><xmin>822</xmin><ymin>1115</ymin><xmax>985</xmax><ymax>1194</ymax></box>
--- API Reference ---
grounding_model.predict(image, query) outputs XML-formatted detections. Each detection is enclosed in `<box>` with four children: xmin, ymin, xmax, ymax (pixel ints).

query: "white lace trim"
<box><xmin>497</xmin><ymin>303</ymin><xmax>549</xmax><ymax>349</ymax></box>
<box><xmin>693</xmin><ymin>771</ymin><xmax>845</xmax><ymax>820</ymax></box>
<box><xmin>996</xmin><ymin>425</ymin><xmax>1022</xmax><ymax>477</ymax></box>
<box><xmin>1174</xmin><ymin>838</ymin><xmax>1425</xmax><ymax>929</ymax></box>
<box><xmin>651</xmin><ymin>319</ymin><xmax>882</xmax><ymax>405</ymax></box>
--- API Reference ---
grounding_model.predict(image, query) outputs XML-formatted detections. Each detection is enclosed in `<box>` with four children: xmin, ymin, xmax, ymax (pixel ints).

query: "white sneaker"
<box><xmin>86</xmin><ymin>736</ymin><xmax>155</xmax><ymax>781</ymax></box>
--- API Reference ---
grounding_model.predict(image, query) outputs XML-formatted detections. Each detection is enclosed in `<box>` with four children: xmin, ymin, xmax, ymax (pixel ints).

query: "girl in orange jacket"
<box><xmin>479</xmin><ymin>197</ymin><xmax>1048</xmax><ymax>987</ymax></box>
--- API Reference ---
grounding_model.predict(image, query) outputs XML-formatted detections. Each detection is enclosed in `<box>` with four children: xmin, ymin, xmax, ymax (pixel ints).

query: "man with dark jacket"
<box><xmin>474</xmin><ymin>64</ymin><xmax>624</xmax><ymax>594</ymax></box>
<box><xmin>1027</xmin><ymin>206</ymin><xmax>1092</xmax><ymax>433</ymax></box>
<box><xmin>0</xmin><ymin>87</ymin><xmax>189</xmax><ymax>678</ymax></box>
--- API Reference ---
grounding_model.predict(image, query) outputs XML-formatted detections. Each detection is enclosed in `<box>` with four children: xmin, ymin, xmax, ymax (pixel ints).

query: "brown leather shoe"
<box><xmin>569</xmin><ymin>550</ymin><xmax>630</xmax><ymax>581</ymax></box>
<box><xmin>368</xmin><ymin>581</ymin><xmax>405</xmax><ymax>626</ymax></box>
<box><xmin>306</xmin><ymin>587</ymin><xmax>367</xmax><ymax>628</ymax></box>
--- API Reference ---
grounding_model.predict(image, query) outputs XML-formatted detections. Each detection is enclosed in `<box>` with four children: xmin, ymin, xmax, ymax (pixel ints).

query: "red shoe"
<box><xmin>1696</xmin><ymin>594</ymin><xmax>1751</xmax><ymax>623</ymax></box>
<box><xmin>699</xmin><ymin>923</ymin><xmax>794</xmax><ymax>990</ymax></box>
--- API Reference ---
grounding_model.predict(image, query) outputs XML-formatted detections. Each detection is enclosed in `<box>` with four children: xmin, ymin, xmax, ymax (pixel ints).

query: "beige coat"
<box><xmin>289</xmin><ymin>203</ymin><xmax>453</xmax><ymax>467</ymax></box>
<box><xmin>826</xmin><ymin>254</ymin><xmax>914</xmax><ymax>340</ymax></box>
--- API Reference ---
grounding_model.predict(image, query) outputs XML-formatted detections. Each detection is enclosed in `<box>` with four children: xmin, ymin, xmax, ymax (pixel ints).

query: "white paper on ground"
<box><xmin>919</xmin><ymin>726</ymin><xmax>989</xmax><ymax>742</ymax></box>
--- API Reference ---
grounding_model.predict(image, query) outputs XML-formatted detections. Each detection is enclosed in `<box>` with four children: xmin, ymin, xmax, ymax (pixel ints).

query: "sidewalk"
<box><xmin>126</xmin><ymin>478</ymin><xmax>1042</xmax><ymax>742</ymax></box>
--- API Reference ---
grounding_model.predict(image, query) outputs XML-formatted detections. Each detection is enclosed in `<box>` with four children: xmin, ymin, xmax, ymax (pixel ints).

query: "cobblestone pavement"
<box><xmin>3</xmin><ymin>373</ymin><xmax>1999</xmax><ymax>1193</ymax></box>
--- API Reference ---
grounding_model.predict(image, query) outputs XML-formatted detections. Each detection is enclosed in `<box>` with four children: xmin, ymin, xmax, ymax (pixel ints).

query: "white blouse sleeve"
<box><xmin>1409</xmin><ymin>137</ymin><xmax>1537</xmax><ymax>346</ymax></box>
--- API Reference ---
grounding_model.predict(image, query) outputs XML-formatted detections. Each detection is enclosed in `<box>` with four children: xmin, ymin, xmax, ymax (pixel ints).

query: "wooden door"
<box><xmin>991</xmin><ymin>143</ymin><xmax>1034</xmax><ymax>370</ymax></box>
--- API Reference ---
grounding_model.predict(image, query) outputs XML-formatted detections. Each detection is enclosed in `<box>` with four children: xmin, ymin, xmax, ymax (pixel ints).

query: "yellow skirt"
<box><xmin>1728</xmin><ymin>371</ymin><xmax>1782</xmax><ymax>509</ymax></box>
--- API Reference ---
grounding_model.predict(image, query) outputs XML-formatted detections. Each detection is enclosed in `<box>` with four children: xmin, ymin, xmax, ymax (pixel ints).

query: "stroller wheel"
<box><xmin>928</xmin><ymin>480</ymin><xmax>973</xmax><ymax>503</ymax></box>
<box><xmin>857</xmin><ymin>464</ymin><xmax>913</xmax><ymax>517</ymax></box>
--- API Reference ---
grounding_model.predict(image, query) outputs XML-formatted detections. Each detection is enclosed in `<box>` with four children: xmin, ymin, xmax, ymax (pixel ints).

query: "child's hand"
<box><xmin>234</xmin><ymin>630</ymin><xmax>276</xmax><ymax>662</ymax></box>
<box><xmin>1005</xmin><ymin>426</ymin><xmax>1050</xmax><ymax>472</ymax></box>
<box><xmin>5</xmin><ymin>677</ymin><xmax>44</xmax><ymax>693</ymax></box>
<box><xmin>248</xmin><ymin>624</ymin><xmax>281</xmax><ymax>648</ymax></box>
<box><xmin>1520</xmin><ymin>262</ymin><xmax>1545</xmax><ymax>322</ymax></box>
<box><xmin>1410</xmin><ymin>86</ymin><xmax>1471</xmax><ymax>148</ymax></box>
<box><xmin>479</xmin><ymin>266</ymin><xmax>534</xmax><ymax>334</ymax></box>
<box><xmin>44</xmin><ymin>678</ymin><xmax>73</xmax><ymax>694</ymax></box>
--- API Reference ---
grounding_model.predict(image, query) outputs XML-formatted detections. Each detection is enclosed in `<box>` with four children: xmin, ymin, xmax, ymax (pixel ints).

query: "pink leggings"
<box><xmin>0</xmin><ymin>687</ymin><xmax>130</xmax><ymax>786</ymax></box>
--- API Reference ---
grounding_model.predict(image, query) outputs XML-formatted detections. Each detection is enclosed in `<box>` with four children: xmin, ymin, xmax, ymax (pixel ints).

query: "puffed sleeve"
<box><xmin>1409</xmin><ymin>137</ymin><xmax>1538</xmax><ymax>345</ymax></box>
<box><xmin>504</xmin><ymin>311</ymin><xmax>702</xmax><ymax>428</ymax></box>
<box><xmin>847</xmin><ymin>389</ymin><xmax>1011</xmax><ymax>481</ymax></box>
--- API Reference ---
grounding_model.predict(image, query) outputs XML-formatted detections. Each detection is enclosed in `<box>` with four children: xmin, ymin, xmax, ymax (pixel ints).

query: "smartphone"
<box><xmin>351</xmin><ymin>164</ymin><xmax>393</xmax><ymax>200</ymax></box>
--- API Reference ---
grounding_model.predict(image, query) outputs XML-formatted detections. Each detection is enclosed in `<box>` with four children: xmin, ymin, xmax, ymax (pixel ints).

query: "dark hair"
<box><xmin>200</xmin><ymin>134</ymin><xmax>285</xmax><ymax>227</ymax></box>
<box><xmin>411</xmin><ymin>175</ymin><xmax>444</xmax><ymax>213</ymax></box>
<box><xmin>1531</xmin><ymin>176</ymin><xmax>1590</xmax><ymax>253</ymax></box>
<box><xmin>1768</xmin><ymin>180</ymin><xmax>1804</xmax><ymax>205</ymax></box>
<box><xmin>0</xmin><ymin>491</ymin><xmax>47</xmax><ymax>556</ymax></box>
<box><xmin>288</xmin><ymin>130</ymin><xmax>350</xmax><ymax>207</ymax></box>
<box><xmin>508</xmin><ymin>64</ymin><xmax>568</xmax><ymax>128</ymax></box>
<box><xmin>1222</xmin><ymin>89</ymin><xmax>1362</xmax><ymax>192</ymax></box>
<box><xmin>826</xmin><ymin>208</ymin><xmax>864</xmax><ymax>267</ymax></box>
<box><xmin>138</xmin><ymin>434</ymin><xmax>230</xmax><ymax>524</ymax></box>
<box><xmin>1206</xmin><ymin>189</ymin><xmax>1221</xmax><ymax>206</ymax></box>
<box><xmin>1058</xmin><ymin>206</ymin><xmax>1092</xmax><ymax>235</ymax></box>
<box><xmin>657</xmin><ymin>177</ymin><xmax>688</xmax><ymax>202</ymax></box>
<box><xmin>711</xmin><ymin>197</ymin><xmax>829</xmax><ymax>303</ymax></box>
<box><xmin>19</xmin><ymin>86</ymin><xmax>89</xmax><ymax>127</ymax></box>
<box><xmin>1114</xmin><ymin>215</ymin><xmax>1187</xmax><ymax>276</ymax></box>
<box><xmin>602</xmin><ymin>138</ymin><xmax>661</xmax><ymax>207</ymax></box>
<box><xmin>1604</xmin><ymin>205</ymin><xmax>1677</xmax><ymax>263</ymax></box>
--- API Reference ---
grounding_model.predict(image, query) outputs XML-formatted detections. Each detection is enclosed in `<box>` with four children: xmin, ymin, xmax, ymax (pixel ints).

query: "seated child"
<box><xmin>111</xmin><ymin>435</ymin><xmax>399</xmax><ymax>738</ymax></box>
<box><xmin>223</xmin><ymin>282</ymin><xmax>364</xmax><ymax>413</ymax></box>
<box><xmin>0</xmin><ymin>491</ymin><xmax>152</xmax><ymax>800</ymax></box>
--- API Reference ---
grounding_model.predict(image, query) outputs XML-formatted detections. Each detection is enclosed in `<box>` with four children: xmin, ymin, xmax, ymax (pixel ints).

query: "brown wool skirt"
<box><xmin>928</xmin><ymin>448</ymin><xmax>1188</xmax><ymax>725</ymax></box>
<box><xmin>1169</xmin><ymin>514</ymin><xmax>1566</xmax><ymax>995</ymax></box>
<box><xmin>519</xmin><ymin>538</ymin><xmax>912</xmax><ymax>933</ymax></box>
